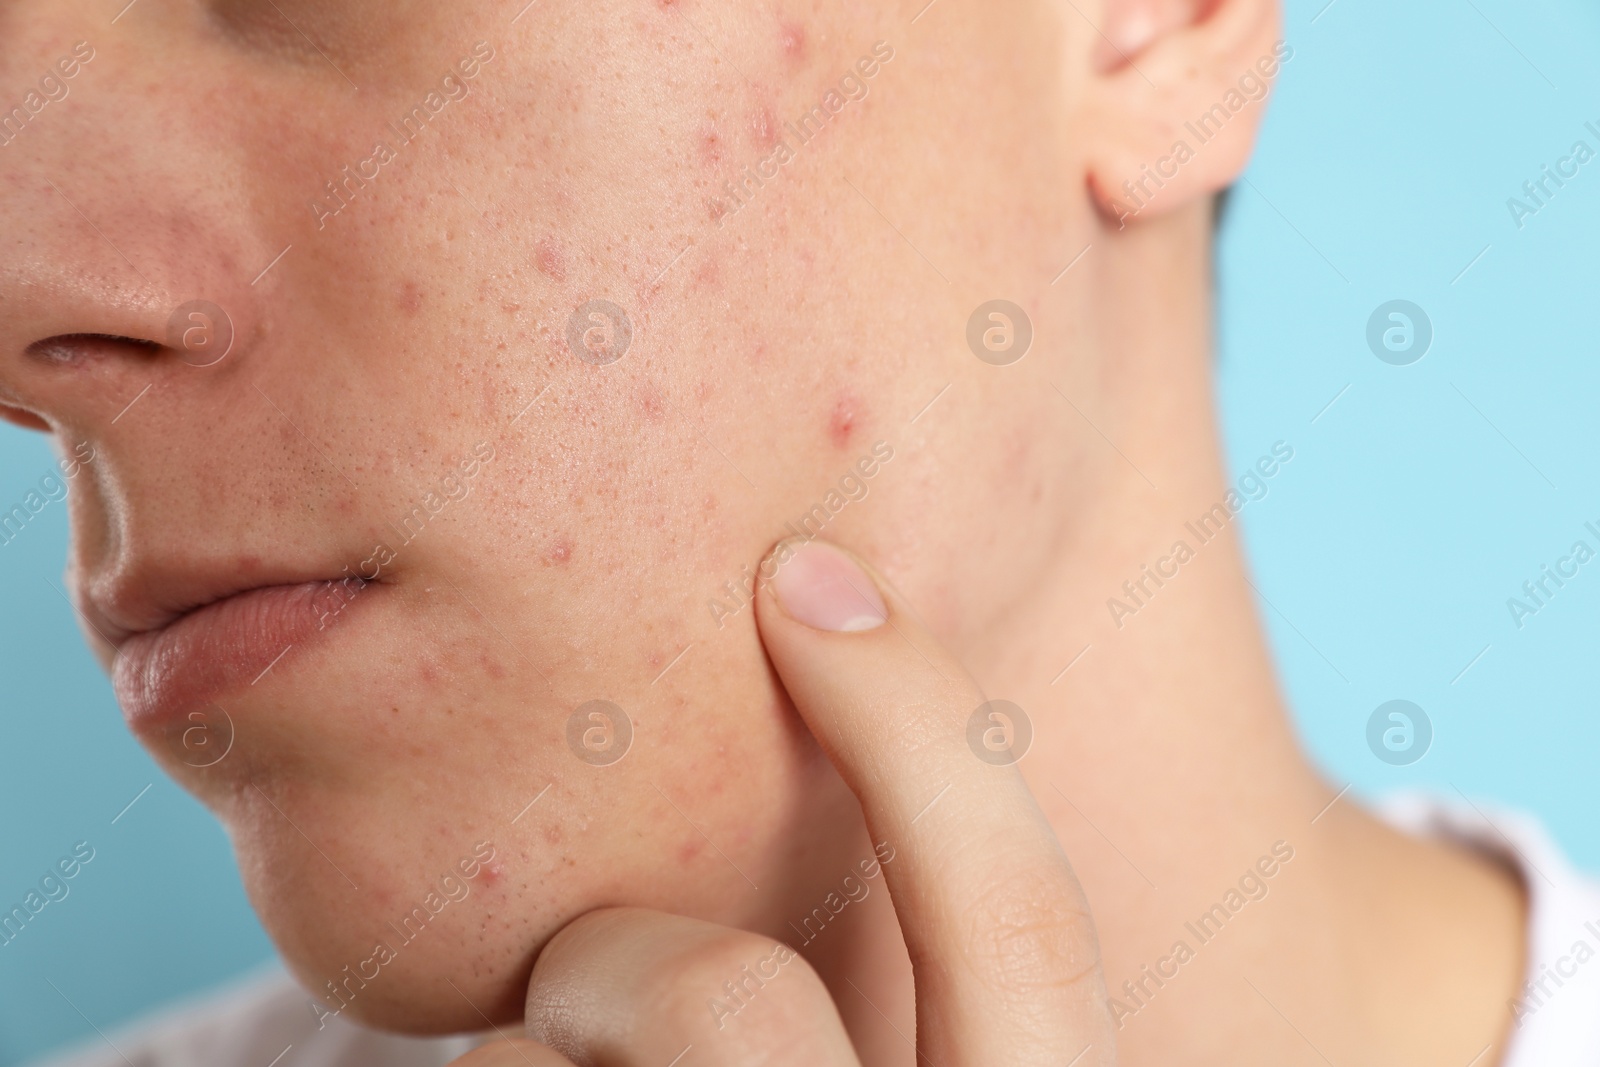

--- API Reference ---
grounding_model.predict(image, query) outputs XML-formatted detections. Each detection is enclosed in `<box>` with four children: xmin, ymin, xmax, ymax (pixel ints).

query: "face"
<box><xmin>0</xmin><ymin>0</ymin><xmax>1099</xmax><ymax>1031</ymax></box>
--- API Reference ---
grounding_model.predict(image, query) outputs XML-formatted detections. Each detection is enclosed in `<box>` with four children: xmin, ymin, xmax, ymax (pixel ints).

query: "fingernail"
<box><xmin>770</xmin><ymin>540</ymin><xmax>888</xmax><ymax>632</ymax></box>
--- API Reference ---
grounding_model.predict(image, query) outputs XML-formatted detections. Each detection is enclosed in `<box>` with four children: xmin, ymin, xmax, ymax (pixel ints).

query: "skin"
<box><xmin>0</xmin><ymin>0</ymin><xmax>1526</xmax><ymax>1063</ymax></box>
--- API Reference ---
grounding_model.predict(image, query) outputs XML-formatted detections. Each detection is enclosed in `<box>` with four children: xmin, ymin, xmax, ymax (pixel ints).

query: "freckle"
<box><xmin>398</xmin><ymin>279</ymin><xmax>423</xmax><ymax>315</ymax></box>
<box><xmin>828</xmin><ymin>394</ymin><xmax>860</xmax><ymax>449</ymax></box>
<box><xmin>535</xmin><ymin>238</ymin><xmax>566</xmax><ymax>281</ymax></box>
<box><xmin>544</xmin><ymin>537</ymin><xmax>573</xmax><ymax>566</ymax></box>
<box><xmin>780</xmin><ymin>22</ymin><xmax>806</xmax><ymax>61</ymax></box>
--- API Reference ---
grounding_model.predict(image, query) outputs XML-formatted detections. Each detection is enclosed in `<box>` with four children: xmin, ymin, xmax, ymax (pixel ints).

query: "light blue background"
<box><xmin>3</xmin><ymin>0</ymin><xmax>1598</xmax><ymax>1060</ymax></box>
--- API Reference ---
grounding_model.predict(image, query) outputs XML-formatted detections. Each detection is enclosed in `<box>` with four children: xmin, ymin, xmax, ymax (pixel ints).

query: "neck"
<box><xmin>814</xmin><ymin>203</ymin><xmax>1526</xmax><ymax>1066</ymax></box>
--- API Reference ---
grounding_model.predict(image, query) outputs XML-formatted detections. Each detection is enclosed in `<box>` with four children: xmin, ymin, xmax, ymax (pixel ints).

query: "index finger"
<box><xmin>753</xmin><ymin>538</ymin><xmax>1118</xmax><ymax>1066</ymax></box>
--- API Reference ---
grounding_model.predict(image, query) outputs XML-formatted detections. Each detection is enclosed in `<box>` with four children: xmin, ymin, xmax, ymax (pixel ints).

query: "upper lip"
<box><xmin>81</xmin><ymin>561</ymin><xmax>342</xmax><ymax>650</ymax></box>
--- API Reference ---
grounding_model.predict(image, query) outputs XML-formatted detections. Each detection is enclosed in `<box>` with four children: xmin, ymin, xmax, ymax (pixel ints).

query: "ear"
<box><xmin>1077</xmin><ymin>0</ymin><xmax>1284</xmax><ymax>226</ymax></box>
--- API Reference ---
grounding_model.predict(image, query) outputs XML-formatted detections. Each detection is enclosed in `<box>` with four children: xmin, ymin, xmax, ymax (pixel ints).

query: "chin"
<box><xmin>132</xmin><ymin>554</ymin><xmax>835</xmax><ymax>1034</ymax></box>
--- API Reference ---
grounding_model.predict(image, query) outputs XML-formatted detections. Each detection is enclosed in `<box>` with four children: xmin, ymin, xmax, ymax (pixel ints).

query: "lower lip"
<box><xmin>113</xmin><ymin>581</ymin><xmax>364</xmax><ymax>729</ymax></box>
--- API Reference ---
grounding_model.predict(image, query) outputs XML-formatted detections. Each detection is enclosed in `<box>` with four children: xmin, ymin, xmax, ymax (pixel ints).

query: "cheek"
<box><xmin>828</xmin><ymin>391</ymin><xmax>864</xmax><ymax>450</ymax></box>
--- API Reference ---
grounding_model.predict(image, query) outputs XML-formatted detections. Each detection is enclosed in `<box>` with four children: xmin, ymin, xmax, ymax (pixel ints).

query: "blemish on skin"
<box><xmin>699</xmin><ymin>121</ymin><xmax>723</xmax><ymax>166</ymax></box>
<box><xmin>542</xmin><ymin>824</ymin><xmax>563</xmax><ymax>846</ymax></box>
<box><xmin>398</xmin><ymin>279</ymin><xmax>423</xmax><ymax>316</ymax></box>
<box><xmin>693</xmin><ymin>257</ymin><xmax>719</xmax><ymax>289</ymax></box>
<box><xmin>535</xmin><ymin>238</ymin><xmax>566</xmax><ymax>281</ymax></box>
<box><xmin>751</xmin><ymin>104</ymin><xmax>778</xmax><ymax>150</ymax></box>
<box><xmin>478</xmin><ymin>862</ymin><xmax>503</xmax><ymax>889</ymax></box>
<box><xmin>678</xmin><ymin>838</ymin><xmax>705</xmax><ymax>865</ymax></box>
<box><xmin>780</xmin><ymin>21</ymin><xmax>806</xmax><ymax>61</ymax></box>
<box><xmin>543</xmin><ymin>537</ymin><xmax>573</xmax><ymax>566</ymax></box>
<box><xmin>638</xmin><ymin>385</ymin><xmax>667</xmax><ymax>422</ymax></box>
<box><xmin>479</xmin><ymin>650</ymin><xmax>507</xmax><ymax>681</ymax></box>
<box><xmin>828</xmin><ymin>393</ymin><xmax>860</xmax><ymax>449</ymax></box>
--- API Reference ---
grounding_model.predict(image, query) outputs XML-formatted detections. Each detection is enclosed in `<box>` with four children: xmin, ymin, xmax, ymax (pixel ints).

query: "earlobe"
<box><xmin>1077</xmin><ymin>0</ymin><xmax>1283</xmax><ymax>226</ymax></box>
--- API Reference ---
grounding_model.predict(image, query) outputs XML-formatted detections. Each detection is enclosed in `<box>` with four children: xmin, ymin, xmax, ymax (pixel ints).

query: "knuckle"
<box><xmin>959</xmin><ymin>860</ymin><xmax>1103</xmax><ymax>997</ymax></box>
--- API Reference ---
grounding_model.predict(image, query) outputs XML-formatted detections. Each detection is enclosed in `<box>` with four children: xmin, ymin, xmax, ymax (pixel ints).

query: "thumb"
<box><xmin>752</xmin><ymin>537</ymin><xmax>1115</xmax><ymax>1066</ymax></box>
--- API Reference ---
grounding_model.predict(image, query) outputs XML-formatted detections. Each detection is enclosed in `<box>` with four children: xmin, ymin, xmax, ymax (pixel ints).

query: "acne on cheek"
<box><xmin>398</xmin><ymin>279</ymin><xmax>423</xmax><ymax>316</ymax></box>
<box><xmin>637</xmin><ymin>386</ymin><xmax>667</xmax><ymax>422</ymax></box>
<box><xmin>535</xmin><ymin>238</ymin><xmax>566</xmax><ymax>282</ymax></box>
<box><xmin>699</xmin><ymin>122</ymin><xmax>723</xmax><ymax>165</ymax></box>
<box><xmin>542</xmin><ymin>537</ymin><xmax>573</xmax><ymax>566</ymax></box>
<box><xmin>780</xmin><ymin>22</ymin><xmax>807</xmax><ymax>62</ymax></box>
<box><xmin>828</xmin><ymin>392</ymin><xmax>863</xmax><ymax>449</ymax></box>
<box><xmin>692</xmin><ymin>257</ymin><xmax>719</xmax><ymax>289</ymax></box>
<box><xmin>750</xmin><ymin>104</ymin><xmax>779</xmax><ymax>151</ymax></box>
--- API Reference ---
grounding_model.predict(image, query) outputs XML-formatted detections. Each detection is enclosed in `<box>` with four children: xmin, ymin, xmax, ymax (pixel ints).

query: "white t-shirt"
<box><xmin>1377</xmin><ymin>794</ymin><xmax>1600</xmax><ymax>1066</ymax></box>
<box><xmin>31</xmin><ymin>796</ymin><xmax>1600</xmax><ymax>1066</ymax></box>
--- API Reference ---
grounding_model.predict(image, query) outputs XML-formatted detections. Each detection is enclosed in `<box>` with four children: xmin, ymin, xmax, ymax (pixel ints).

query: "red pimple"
<box><xmin>638</xmin><ymin>386</ymin><xmax>667</xmax><ymax>421</ymax></box>
<box><xmin>544</xmin><ymin>537</ymin><xmax>573</xmax><ymax>566</ymax></box>
<box><xmin>780</xmin><ymin>22</ymin><xmax>806</xmax><ymax>60</ymax></box>
<box><xmin>828</xmin><ymin>394</ymin><xmax>859</xmax><ymax>448</ymax></box>
<box><xmin>535</xmin><ymin>238</ymin><xmax>566</xmax><ymax>281</ymax></box>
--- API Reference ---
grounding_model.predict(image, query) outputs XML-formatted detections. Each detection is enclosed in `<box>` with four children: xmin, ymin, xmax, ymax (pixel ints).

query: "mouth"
<box><xmin>111</xmin><ymin>579</ymin><xmax>372</xmax><ymax>730</ymax></box>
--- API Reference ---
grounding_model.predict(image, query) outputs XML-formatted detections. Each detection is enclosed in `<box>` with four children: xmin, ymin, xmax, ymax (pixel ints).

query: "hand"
<box><xmin>452</xmin><ymin>538</ymin><xmax>1118</xmax><ymax>1066</ymax></box>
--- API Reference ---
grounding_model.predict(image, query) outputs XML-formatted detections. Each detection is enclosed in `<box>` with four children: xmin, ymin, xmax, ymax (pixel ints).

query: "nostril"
<box><xmin>24</xmin><ymin>333</ymin><xmax>163</xmax><ymax>365</ymax></box>
<box><xmin>0</xmin><ymin>402</ymin><xmax>51</xmax><ymax>432</ymax></box>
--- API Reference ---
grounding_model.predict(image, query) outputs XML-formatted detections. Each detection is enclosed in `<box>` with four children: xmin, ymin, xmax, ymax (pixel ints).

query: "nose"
<box><xmin>0</xmin><ymin>8</ymin><xmax>270</xmax><ymax>438</ymax></box>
